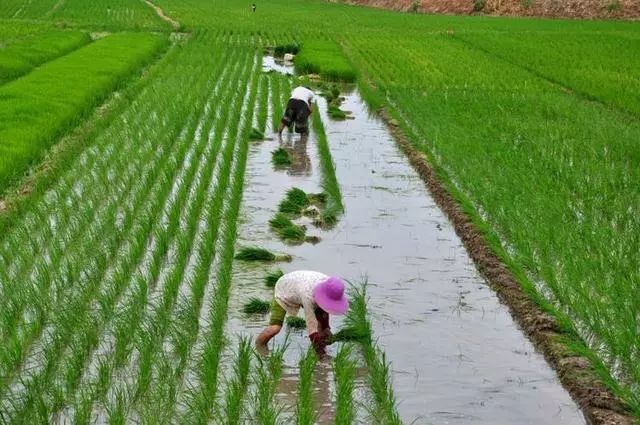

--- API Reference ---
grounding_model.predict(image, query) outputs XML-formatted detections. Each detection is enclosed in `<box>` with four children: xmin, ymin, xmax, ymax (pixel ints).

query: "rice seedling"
<box><xmin>329</xmin><ymin>326</ymin><xmax>370</xmax><ymax>344</ymax></box>
<box><xmin>344</xmin><ymin>281</ymin><xmax>402</xmax><ymax>424</ymax></box>
<box><xmin>285</xmin><ymin>316</ymin><xmax>306</xmax><ymax>329</ymax></box>
<box><xmin>294</xmin><ymin>40</ymin><xmax>356</xmax><ymax>82</ymax></box>
<box><xmin>0</xmin><ymin>32</ymin><xmax>168</xmax><ymax>194</ymax></box>
<box><xmin>235</xmin><ymin>246</ymin><xmax>276</xmax><ymax>261</ymax></box>
<box><xmin>250</xmin><ymin>127</ymin><xmax>265</xmax><ymax>140</ymax></box>
<box><xmin>296</xmin><ymin>347</ymin><xmax>318</xmax><ymax>425</ymax></box>
<box><xmin>271</xmin><ymin>147</ymin><xmax>292</xmax><ymax>167</ymax></box>
<box><xmin>265</xmin><ymin>269</ymin><xmax>284</xmax><ymax>287</ymax></box>
<box><xmin>221</xmin><ymin>337</ymin><xmax>253</xmax><ymax>424</ymax></box>
<box><xmin>327</xmin><ymin>104</ymin><xmax>347</xmax><ymax>120</ymax></box>
<box><xmin>311</xmin><ymin>109</ymin><xmax>344</xmax><ymax>226</ymax></box>
<box><xmin>243</xmin><ymin>297</ymin><xmax>272</xmax><ymax>314</ymax></box>
<box><xmin>274</xmin><ymin>43</ymin><xmax>300</xmax><ymax>57</ymax></box>
<box><xmin>269</xmin><ymin>212</ymin><xmax>307</xmax><ymax>243</ymax></box>
<box><xmin>0</xmin><ymin>30</ymin><xmax>91</xmax><ymax>84</ymax></box>
<box><xmin>253</xmin><ymin>343</ymin><xmax>286</xmax><ymax>424</ymax></box>
<box><xmin>334</xmin><ymin>344</ymin><xmax>357</xmax><ymax>425</ymax></box>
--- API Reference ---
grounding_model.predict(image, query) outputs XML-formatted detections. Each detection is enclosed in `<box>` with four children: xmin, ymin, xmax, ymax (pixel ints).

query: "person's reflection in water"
<box><xmin>280</xmin><ymin>132</ymin><xmax>312</xmax><ymax>176</ymax></box>
<box><xmin>276</xmin><ymin>355</ymin><xmax>336</xmax><ymax>424</ymax></box>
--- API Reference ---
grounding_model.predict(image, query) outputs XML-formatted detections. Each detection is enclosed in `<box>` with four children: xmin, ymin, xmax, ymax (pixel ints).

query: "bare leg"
<box><xmin>256</xmin><ymin>324</ymin><xmax>282</xmax><ymax>348</ymax></box>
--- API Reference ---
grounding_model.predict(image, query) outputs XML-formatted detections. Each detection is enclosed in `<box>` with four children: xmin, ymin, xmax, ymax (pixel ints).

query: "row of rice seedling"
<box><xmin>343</xmin><ymin>284</ymin><xmax>402</xmax><ymax>424</ymax></box>
<box><xmin>128</xmin><ymin>51</ymin><xmax>258</xmax><ymax>423</ymax></box>
<box><xmin>312</xmin><ymin>102</ymin><xmax>344</xmax><ymax>226</ymax></box>
<box><xmin>175</xmin><ymin>49</ymin><xmax>261</xmax><ymax>424</ymax></box>
<box><xmin>347</xmin><ymin>31</ymin><xmax>640</xmax><ymax>414</ymax></box>
<box><xmin>0</xmin><ymin>31</ymin><xmax>168</xmax><ymax>194</ymax></box>
<box><xmin>0</xmin><ymin>30</ymin><xmax>91</xmax><ymax>84</ymax></box>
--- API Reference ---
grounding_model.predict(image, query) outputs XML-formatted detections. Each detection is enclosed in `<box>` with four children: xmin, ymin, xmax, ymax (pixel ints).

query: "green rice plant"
<box><xmin>264</xmin><ymin>269</ymin><xmax>284</xmax><ymax>288</ymax></box>
<box><xmin>269</xmin><ymin>212</ymin><xmax>294</xmax><ymax>230</ymax></box>
<box><xmin>221</xmin><ymin>337</ymin><xmax>253</xmax><ymax>424</ymax></box>
<box><xmin>285</xmin><ymin>316</ymin><xmax>306</xmax><ymax>329</ymax></box>
<box><xmin>269</xmin><ymin>212</ymin><xmax>307</xmax><ymax>243</ymax></box>
<box><xmin>253</xmin><ymin>343</ymin><xmax>286</xmax><ymax>424</ymax></box>
<box><xmin>278</xmin><ymin>224</ymin><xmax>306</xmax><ymax>244</ymax></box>
<box><xmin>0</xmin><ymin>32</ymin><xmax>167</xmax><ymax>194</ymax></box>
<box><xmin>243</xmin><ymin>297</ymin><xmax>271</xmax><ymax>314</ymax></box>
<box><xmin>249</xmin><ymin>127</ymin><xmax>265</xmax><ymax>140</ymax></box>
<box><xmin>294</xmin><ymin>40</ymin><xmax>356</xmax><ymax>82</ymax></box>
<box><xmin>311</xmin><ymin>109</ymin><xmax>344</xmax><ymax>226</ymax></box>
<box><xmin>235</xmin><ymin>246</ymin><xmax>276</xmax><ymax>261</ymax></box>
<box><xmin>334</xmin><ymin>344</ymin><xmax>356</xmax><ymax>425</ymax></box>
<box><xmin>274</xmin><ymin>43</ymin><xmax>300</xmax><ymax>57</ymax></box>
<box><xmin>0</xmin><ymin>30</ymin><xmax>91</xmax><ymax>84</ymax></box>
<box><xmin>296</xmin><ymin>347</ymin><xmax>318</xmax><ymax>425</ymax></box>
<box><xmin>277</xmin><ymin>187</ymin><xmax>310</xmax><ymax>217</ymax></box>
<box><xmin>271</xmin><ymin>147</ymin><xmax>292</xmax><ymax>167</ymax></box>
<box><xmin>329</xmin><ymin>326</ymin><xmax>370</xmax><ymax>343</ymax></box>
<box><xmin>327</xmin><ymin>104</ymin><xmax>347</xmax><ymax>120</ymax></box>
<box><xmin>344</xmin><ymin>281</ymin><xmax>402</xmax><ymax>424</ymax></box>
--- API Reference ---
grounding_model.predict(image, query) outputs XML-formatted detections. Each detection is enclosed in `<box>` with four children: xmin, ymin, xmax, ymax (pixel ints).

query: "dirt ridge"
<box><xmin>379</xmin><ymin>109</ymin><xmax>636</xmax><ymax>425</ymax></box>
<box><xmin>340</xmin><ymin>0</ymin><xmax>640</xmax><ymax>20</ymax></box>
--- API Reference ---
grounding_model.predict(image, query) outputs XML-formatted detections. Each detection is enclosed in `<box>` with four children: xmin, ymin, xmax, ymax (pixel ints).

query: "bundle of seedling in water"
<box><xmin>271</xmin><ymin>147</ymin><xmax>292</xmax><ymax>167</ymax></box>
<box><xmin>235</xmin><ymin>246</ymin><xmax>292</xmax><ymax>262</ymax></box>
<box><xmin>243</xmin><ymin>297</ymin><xmax>271</xmax><ymax>314</ymax></box>
<box><xmin>269</xmin><ymin>187</ymin><xmax>325</xmax><ymax>244</ymax></box>
<box><xmin>321</xmin><ymin>83</ymin><xmax>350</xmax><ymax>120</ymax></box>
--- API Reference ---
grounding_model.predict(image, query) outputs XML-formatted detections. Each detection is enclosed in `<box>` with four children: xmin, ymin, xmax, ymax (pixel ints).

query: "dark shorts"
<box><xmin>281</xmin><ymin>98</ymin><xmax>311</xmax><ymax>134</ymax></box>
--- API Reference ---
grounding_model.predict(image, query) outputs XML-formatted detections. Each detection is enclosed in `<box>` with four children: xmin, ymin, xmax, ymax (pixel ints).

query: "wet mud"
<box><xmin>227</xmin><ymin>58</ymin><xmax>586</xmax><ymax>424</ymax></box>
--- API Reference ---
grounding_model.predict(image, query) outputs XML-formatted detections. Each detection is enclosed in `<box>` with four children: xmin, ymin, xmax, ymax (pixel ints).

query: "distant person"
<box><xmin>256</xmin><ymin>271</ymin><xmax>349</xmax><ymax>355</ymax></box>
<box><xmin>252</xmin><ymin>3</ymin><xmax>256</xmax><ymax>12</ymax></box>
<box><xmin>278</xmin><ymin>86</ymin><xmax>315</xmax><ymax>137</ymax></box>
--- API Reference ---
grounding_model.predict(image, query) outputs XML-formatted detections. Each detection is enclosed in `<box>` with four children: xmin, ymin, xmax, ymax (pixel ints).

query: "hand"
<box><xmin>309</xmin><ymin>332</ymin><xmax>327</xmax><ymax>355</ymax></box>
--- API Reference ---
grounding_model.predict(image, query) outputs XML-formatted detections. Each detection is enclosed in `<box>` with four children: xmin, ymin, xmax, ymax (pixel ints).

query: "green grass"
<box><xmin>0</xmin><ymin>32</ymin><xmax>167</xmax><ymax>194</ymax></box>
<box><xmin>295</xmin><ymin>39</ymin><xmax>356</xmax><ymax>82</ymax></box>
<box><xmin>0</xmin><ymin>30</ymin><xmax>91</xmax><ymax>84</ymax></box>
<box><xmin>243</xmin><ymin>297</ymin><xmax>271</xmax><ymax>314</ymax></box>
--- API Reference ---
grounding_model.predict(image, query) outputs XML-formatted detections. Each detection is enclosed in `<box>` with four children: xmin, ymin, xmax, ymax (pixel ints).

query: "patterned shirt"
<box><xmin>274</xmin><ymin>270</ymin><xmax>328</xmax><ymax>335</ymax></box>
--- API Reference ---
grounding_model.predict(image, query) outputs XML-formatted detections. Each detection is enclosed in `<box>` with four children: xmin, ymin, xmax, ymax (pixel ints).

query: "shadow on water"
<box><xmin>226</xmin><ymin>56</ymin><xmax>585</xmax><ymax>424</ymax></box>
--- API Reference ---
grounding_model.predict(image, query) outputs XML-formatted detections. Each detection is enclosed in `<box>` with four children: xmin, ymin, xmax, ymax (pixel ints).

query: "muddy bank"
<box><xmin>339</xmin><ymin>0</ymin><xmax>640</xmax><ymax>20</ymax></box>
<box><xmin>377</xmin><ymin>106</ymin><xmax>635</xmax><ymax>424</ymax></box>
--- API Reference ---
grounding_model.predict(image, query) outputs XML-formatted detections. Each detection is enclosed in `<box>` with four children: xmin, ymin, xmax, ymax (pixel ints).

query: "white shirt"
<box><xmin>274</xmin><ymin>270</ymin><xmax>327</xmax><ymax>335</ymax></box>
<box><xmin>290</xmin><ymin>86</ymin><xmax>315</xmax><ymax>107</ymax></box>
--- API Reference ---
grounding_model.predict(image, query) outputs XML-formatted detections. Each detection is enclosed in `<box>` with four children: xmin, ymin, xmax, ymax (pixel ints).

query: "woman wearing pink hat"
<box><xmin>256</xmin><ymin>270</ymin><xmax>349</xmax><ymax>355</ymax></box>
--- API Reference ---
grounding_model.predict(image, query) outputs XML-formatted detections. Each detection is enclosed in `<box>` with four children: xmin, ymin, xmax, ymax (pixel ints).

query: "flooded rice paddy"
<box><xmin>225</xmin><ymin>56</ymin><xmax>585</xmax><ymax>424</ymax></box>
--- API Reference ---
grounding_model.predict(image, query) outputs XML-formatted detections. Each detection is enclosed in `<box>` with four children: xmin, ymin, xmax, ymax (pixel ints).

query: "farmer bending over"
<box><xmin>256</xmin><ymin>271</ymin><xmax>349</xmax><ymax>355</ymax></box>
<box><xmin>278</xmin><ymin>86</ymin><xmax>315</xmax><ymax>136</ymax></box>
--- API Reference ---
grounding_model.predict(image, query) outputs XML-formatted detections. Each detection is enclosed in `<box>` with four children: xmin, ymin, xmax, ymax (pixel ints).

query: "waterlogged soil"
<box><xmin>227</xmin><ymin>60</ymin><xmax>585</xmax><ymax>424</ymax></box>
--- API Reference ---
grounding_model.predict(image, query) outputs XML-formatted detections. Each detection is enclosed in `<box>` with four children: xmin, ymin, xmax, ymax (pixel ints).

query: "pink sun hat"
<box><xmin>313</xmin><ymin>276</ymin><xmax>349</xmax><ymax>315</ymax></box>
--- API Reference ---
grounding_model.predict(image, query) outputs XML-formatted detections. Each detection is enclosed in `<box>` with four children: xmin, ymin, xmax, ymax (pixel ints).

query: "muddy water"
<box><xmin>227</xmin><ymin>62</ymin><xmax>584</xmax><ymax>424</ymax></box>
